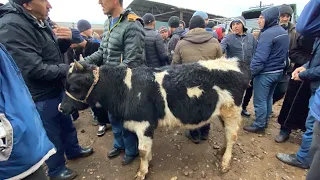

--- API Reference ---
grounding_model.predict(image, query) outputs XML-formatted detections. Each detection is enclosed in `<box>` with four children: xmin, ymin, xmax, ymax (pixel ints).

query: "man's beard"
<box><xmin>280</xmin><ymin>23</ymin><xmax>289</xmax><ymax>30</ymax></box>
<box><xmin>280</xmin><ymin>22</ymin><xmax>289</xmax><ymax>27</ymax></box>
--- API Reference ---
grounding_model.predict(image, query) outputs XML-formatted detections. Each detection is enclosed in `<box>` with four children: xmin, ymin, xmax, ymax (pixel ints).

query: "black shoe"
<box><xmin>50</xmin><ymin>168</ymin><xmax>77</xmax><ymax>180</ymax></box>
<box><xmin>276</xmin><ymin>153</ymin><xmax>309</xmax><ymax>169</ymax></box>
<box><xmin>97</xmin><ymin>125</ymin><xmax>107</xmax><ymax>137</ymax></box>
<box><xmin>243</xmin><ymin>125</ymin><xmax>265</xmax><ymax>134</ymax></box>
<box><xmin>108</xmin><ymin>148</ymin><xmax>122</xmax><ymax>159</ymax></box>
<box><xmin>200</xmin><ymin>134</ymin><xmax>209</xmax><ymax>140</ymax></box>
<box><xmin>275</xmin><ymin>133</ymin><xmax>290</xmax><ymax>143</ymax></box>
<box><xmin>121</xmin><ymin>154</ymin><xmax>138</xmax><ymax>166</ymax></box>
<box><xmin>185</xmin><ymin>130</ymin><xmax>201</xmax><ymax>144</ymax></box>
<box><xmin>241</xmin><ymin>109</ymin><xmax>251</xmax><ymax>117</ymax></box>
<box><xmin>68</xmin><ymin>147</ymin><xmax>94</xmax><ymax>160</ymax></box>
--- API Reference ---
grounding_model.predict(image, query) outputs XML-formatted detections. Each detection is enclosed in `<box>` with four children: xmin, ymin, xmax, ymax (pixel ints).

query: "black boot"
<box><xmin>50</xmin><ymin>168</ymin><xmax>77</xmax><ymax>180</ymax></box>
<box><xmin>108</xmin><ymin>148</ymin><xmax>122</xmax><ymax>158</ymax></box>
<box><xmin>275</xmin><ymin>133</ymin><xmax>290</xmax><ymax>143</ymax></box>
<box><xmin>185</xmin><ymin>130</ymin><xmax>201</xmax><ymax>144</ymax></box>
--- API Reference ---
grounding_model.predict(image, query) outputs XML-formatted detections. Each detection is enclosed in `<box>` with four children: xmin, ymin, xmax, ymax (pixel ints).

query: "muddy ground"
<box><xmin>67</xmin><ymin>101</ymin><xmax>307</xmax><ymax>180</ymax></box>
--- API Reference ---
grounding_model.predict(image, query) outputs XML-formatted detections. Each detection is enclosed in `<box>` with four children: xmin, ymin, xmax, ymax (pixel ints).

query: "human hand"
<box><xmin>292</xmin><ymin>66</ymin><xmax>306</xmax><ymax>80</ymax></box>
<box><xmin>53</xmin><ymin>26</ymin><xmax>72</xmax><ymax>39</ymax></box>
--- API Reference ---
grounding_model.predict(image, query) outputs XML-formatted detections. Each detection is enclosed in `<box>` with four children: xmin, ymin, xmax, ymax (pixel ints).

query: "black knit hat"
<box><xmin>279</xmin><ymin>4</ymin><xmax>293</xmax><ymax>16</ymax></box>
<box><xmin>189</xmin><ymin>15</ymin><xmax>205</xmax><ymax>30</ymax></box>
<box><xmin>77</xmin><ymin>19</ymin><xmax>92</xmax><ymax>33</ymax></box>
<box><xmin>168</xmin><ymin>16</ymin><xmax>180</xmax><ymax>28</ymax></box>
<box><xmin>142</xmin><ymin>13</ymin><xmax>155</xmax><ymax>25</ymax></box>
<box><xmin>13</xmin><ymin>0</ymin><xmax>32</xmax><ymax>5</ymax></box>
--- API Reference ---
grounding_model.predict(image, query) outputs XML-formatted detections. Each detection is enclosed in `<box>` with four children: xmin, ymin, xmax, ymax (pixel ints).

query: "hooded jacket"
<box><xmin>221</xmin><ymin>32</ymin><xmax>256</xmax><ymax>63</ymax></box>
<box><xmin>250</xmin><ymin>7</ymin><xmax>290</xmax><ymax>77</ymax></box>
<box><xmin>294</xmin><ymin>0</ymin><xmax>320</xmax><ymax>93</ymax></box>
<box><xmin>172</xmin><ymin>28</ymin><xmax>222</xmax><ymax>64</ymax></box>
<box><xmin>215</xmin><ymin>27</ymin><xmax>224</xmax><ymax>42</ymax></box>
<box><xmin>0</xmin><ymin>1</ymin><xmax>70</xmax><ymax>102</ymax></box>
<box><xmin>296</xmin><ymin>0</ymin><xmax>320</xmax><ymax>37</ymax></box>
<box><xmin>0</xmin><ymin>43</ymin><xmax>56</xmax><ymax>180</ymax></box>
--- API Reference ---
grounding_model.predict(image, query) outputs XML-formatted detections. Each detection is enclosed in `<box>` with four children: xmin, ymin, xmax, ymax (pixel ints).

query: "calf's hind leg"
<box><xmin>219</xmin><ymin>105</ymin><xmax>242</xmax><ymax>172</ymax></box>
<box><xmin>135</xmin><ymin>129</ymin><xmax>153</xmax><ymax>180</ymax></box>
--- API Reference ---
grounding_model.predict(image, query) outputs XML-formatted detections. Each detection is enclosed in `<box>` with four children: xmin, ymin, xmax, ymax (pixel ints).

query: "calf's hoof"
<box><xmin>220</xmin><ymin>162</ymin><xmax>230</xmax><ymax>173</ymax></box>
<box><xmin>134</xmin><ymin>171</ymin><xmax>146</xmax><ymax>180</ymax></box>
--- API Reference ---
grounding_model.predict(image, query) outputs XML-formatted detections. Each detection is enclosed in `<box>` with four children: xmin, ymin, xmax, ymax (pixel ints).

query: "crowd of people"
<box><xmin>0</xmin><ymin>0</ymin><xmax>320</xmax><ymax>180</ymax></box>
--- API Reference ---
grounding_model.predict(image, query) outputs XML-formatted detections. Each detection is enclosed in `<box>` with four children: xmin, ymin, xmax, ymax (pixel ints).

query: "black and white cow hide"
<box><xmin>59</xmin><ymin>57</ymin><xmax>251</xmax><ymax>180</ymax></box>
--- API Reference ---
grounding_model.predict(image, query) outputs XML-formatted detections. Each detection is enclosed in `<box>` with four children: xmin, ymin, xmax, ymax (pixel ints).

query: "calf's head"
<box><xmin>59</xmin><ymin>61</ymin><xmax>98</xmax><ymax>114</ymax></box>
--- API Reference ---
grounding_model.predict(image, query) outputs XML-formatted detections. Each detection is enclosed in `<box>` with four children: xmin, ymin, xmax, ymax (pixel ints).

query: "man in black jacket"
<box><xmin>0</xmin><ymin>1</ymin><xmax>93</xmax><ymax>180</ymax></box>
<box><xmin>274</xmin><ymin>34</ymin><xmax>315</xmax><ymax>143</ymax></box>
<box><xmin>142</xmin><ymin>13</ymin><xmax>168</xmax><ymax>67</ymax></box>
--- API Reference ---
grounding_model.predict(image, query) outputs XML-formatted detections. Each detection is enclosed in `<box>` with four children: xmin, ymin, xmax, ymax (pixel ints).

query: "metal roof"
<box><xmin>127</xmin><ymin>0</ymin><xmax>224</xmax><ymax>27</ymax></box>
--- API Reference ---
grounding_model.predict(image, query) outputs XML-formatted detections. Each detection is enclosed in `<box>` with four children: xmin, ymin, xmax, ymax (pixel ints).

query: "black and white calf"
<box><xmin>59</xmin><ymin>57</ymin><xmax>251</xmax><ymax>180</ymax></box>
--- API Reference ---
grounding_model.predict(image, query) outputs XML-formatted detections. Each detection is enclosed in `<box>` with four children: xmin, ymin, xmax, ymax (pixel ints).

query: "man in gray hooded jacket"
<box><xmin>221</xmin><ymin>16</ymin><xmax>257</xmax><ymax>117</ymax></box>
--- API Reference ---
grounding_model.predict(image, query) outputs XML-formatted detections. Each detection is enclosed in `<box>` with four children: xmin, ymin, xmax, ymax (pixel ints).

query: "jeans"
<box><xmin>35</xmin><ymin>93</ymin><xmax>81</xmax><ymax>177</ymax></box>
<box><xmin>296</xmin><ymin>94</ymin><xmax>316</xmax><ymax>166</ymax></box>
<box><xmin>307</xmin><ymin>121</ymin><xmax>320</xmax><ymax>180</ymax></box>
<box><xmin>109</xmin><ymin>112</ymin><xmax>138</xmax><ymax>156</ymax></box>
<box><xmin>252</xmin><ymin>72</ymin><xmax>283</xmax><ymax>128</ymax></box>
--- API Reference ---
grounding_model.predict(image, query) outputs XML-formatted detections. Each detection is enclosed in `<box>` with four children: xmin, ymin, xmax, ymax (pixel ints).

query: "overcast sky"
<box><xmin>0</xmin><ymin>0</ymin><xmax>309</xmax><ymax>24</ymax></box>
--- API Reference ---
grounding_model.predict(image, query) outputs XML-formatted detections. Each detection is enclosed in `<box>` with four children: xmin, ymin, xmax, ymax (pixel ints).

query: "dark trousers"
<box><xmin>23</xmin><ymin>166</ymin><xmax>47</xmax><ymax>180</ymax></box>
<box><xmin>190</xmin><ymin>124</ymin><xmax>210</xmax><ymax>138</ymax></box>
<box><xmin>307</xmin><ymin>121</ymin><xmax>320</xmax><ymax>180</ymax></box>
<box><xmin>91</xmin><ymin>107</ymin><xmax>110</xmax><ymax>126</ymax></box>
<box><xmin>273</xmin><ymin>74</ymin><xmax>290</xmax><ymax>104</ymax></box>
<box><xmin>35</xmin><ymin>93</ymin><xmax>81</xmax><ymax>177</ymax></box>
<box><xmin>242</xmin><ymin>81</ymin><xmax>253</xmax><ymax>110</ymax></box>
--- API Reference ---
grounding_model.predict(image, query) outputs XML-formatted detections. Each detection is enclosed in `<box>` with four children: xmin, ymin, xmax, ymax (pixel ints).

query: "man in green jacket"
<box><xmin>85</xmin><ymin>0</ymin><xmax>145</xmax><ymax>165</ymax></box>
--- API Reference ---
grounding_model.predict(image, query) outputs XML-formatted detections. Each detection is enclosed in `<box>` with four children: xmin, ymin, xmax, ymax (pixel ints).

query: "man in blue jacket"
<box><xmin>0</xmin><ymin>0</ymin><xmax>93</xmax><ymax>179</ymax></box>
<box><xmin>277</xmin><ymin>0</ymin><xmax>320</xmax><ymax>170</ymax></box>
<box><xmin>243</xmin><ymin>7</ymin><xmax>289</xmax><ymax>133</ymax></box>
<box><xmin>0</xmin><ymin>43</ymin><xmax>56</xmax><ymax>180</ymax></box>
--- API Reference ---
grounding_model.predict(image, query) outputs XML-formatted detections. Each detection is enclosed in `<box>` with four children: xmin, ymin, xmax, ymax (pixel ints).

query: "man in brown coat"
<box><xmin>172</xmin><ymin>15</ymin><xmax>222</xmax><ymax>65</ymax></box>
<box><xmin>172</xmin><ymin>15</ymin><xmax>222</xmax><ymax>143</ymax></box>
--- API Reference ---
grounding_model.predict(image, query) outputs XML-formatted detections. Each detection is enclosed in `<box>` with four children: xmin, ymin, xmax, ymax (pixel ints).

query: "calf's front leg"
<box><xmin>219</xmin><ymin>105</ymin><xmax>242</xmax><ymax>172</ymax></box>
<box><xmin>135</xmin><ymin>131</ymin><xmax>153</xmax><ymax>180</ymax></box>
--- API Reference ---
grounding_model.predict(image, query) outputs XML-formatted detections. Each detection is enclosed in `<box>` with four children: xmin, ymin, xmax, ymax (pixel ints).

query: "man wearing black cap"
<box><xmin>221</xmin><ymin>16</ymin><xmax>257</xmax><ymax>117</ymax></box>
<box><xmin>167</xmin><ymin>16</ymin><xmax>185</xmax><ymax>63</ymax></box>
<box><xmin>142</xmin><ymin>13</ymin><xmax>168</xmax><ymax>67</ymax></box>
<box><xmin>0</xmin><ymin>0</ymin><xmax>93</xmax><ymax>180</ymax></box>
<box><xmin>77</xmin><ymin>19</ymin><xmax>93</xmax><ymax>40</ymax></box>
